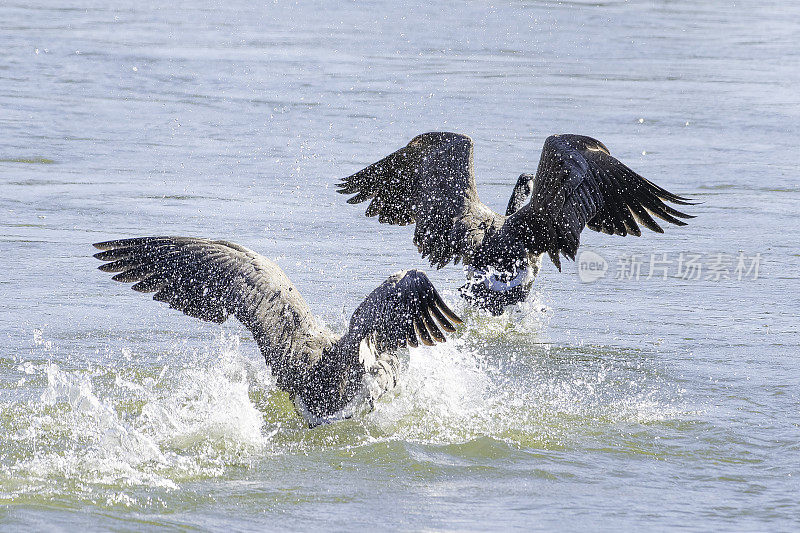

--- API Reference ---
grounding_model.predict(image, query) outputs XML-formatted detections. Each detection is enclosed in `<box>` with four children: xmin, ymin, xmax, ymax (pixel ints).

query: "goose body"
<box><xmin>338</xmin><ymin>133</ymin><xmax>694</xmax><ymax>315</ymax></box>
<box><xmin>93</xmin><ymin>237</ymin><xmax>461</xmax><ymax>427</ymax></box>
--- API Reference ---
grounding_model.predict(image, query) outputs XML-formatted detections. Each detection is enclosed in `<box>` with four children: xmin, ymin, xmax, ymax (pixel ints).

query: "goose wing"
<box><xmin>337</xmin><ymin>132</ymin><xmax>500</xmax><ymax>268</ymax></box>
<box><xmin>346</xmin><ymin>270</ymin><xmax>462</xmax><ymax>351</ymax></box>
<box><xmin>92</xmin><ymin>236</ymin><xmax>336</xmax><ymax>392</ymax></box>
<box><xmin>503</xmin><ymin>134</ymin><xmax>694</xmax><ymax>270</ymax></box>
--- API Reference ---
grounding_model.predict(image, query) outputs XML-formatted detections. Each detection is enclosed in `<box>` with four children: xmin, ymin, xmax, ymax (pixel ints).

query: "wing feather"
<box><xmin>337</xmin><ymin>133</ymin><xmax>501</xmax><ymax>268</ymax></box>
<box><xmin>504</xmin><ymin>135</ymin><xmax>694</xmax><ymax>270</ymax></box>
<box><xmin>343</xmin><ymin>270</ymin><xmax>462</xmax><ymax>353</ymax></box>
<box><xmin>93</xmin><ymin>236</ymin><xmax>336</xmax><ymax>393</ymax></box>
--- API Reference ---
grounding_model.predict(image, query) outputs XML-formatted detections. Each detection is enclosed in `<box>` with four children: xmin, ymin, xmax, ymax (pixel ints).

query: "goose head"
<box><xmin>459</xmin><ymin>257</ymin><xmax>534</xmax><ymax>316</ymax></box>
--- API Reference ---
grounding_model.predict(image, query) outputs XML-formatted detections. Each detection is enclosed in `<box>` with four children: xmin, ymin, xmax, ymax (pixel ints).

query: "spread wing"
<box><xmin>92</xmin><ymin>236</ymin><xmax>336</xmax><ymax>393</ymax></box>
<box><xmin>344</xmin><ymin>270</ymin><xmax>462</xmax><ymax>352</ymax></box>
<box><xmin>503</xmin><ymin>134</ymin><xmax>694</xmax><ymax>270</ymax></box>
<box><xmin>337</xmin><ymin>132</ymin><xmax>501</xmax><ymax>268</ymax></box>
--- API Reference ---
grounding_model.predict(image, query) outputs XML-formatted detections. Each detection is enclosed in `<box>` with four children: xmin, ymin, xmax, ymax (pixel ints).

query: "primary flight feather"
<box><xmin>338</xmin><ymin>132</ymin><xmax>694</xmax><ymax>315</ymax></box>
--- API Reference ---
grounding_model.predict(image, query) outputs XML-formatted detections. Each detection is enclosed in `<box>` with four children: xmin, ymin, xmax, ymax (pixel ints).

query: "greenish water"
<box><xmin>2</xmin><ymin>0</ymin><xmax>799</xmax><ymax>530</ymax></box>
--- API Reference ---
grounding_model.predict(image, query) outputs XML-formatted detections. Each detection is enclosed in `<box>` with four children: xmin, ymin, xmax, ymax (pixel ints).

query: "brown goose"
<box><xmin>338</xmin><ymin>133</ymin><xmax>694</xmax><ymax>315</ymax></box>
<box><xmin>93</xmin><ymin>236</ymin><xmax>461</xmax><ymax>427</ymax></box>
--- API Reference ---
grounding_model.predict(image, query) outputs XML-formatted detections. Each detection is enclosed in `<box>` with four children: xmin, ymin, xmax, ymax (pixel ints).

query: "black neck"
<box><xmin>505</xmin><ymin>174</ymin><xmax>534</xmax><ymax>216</ymax></box>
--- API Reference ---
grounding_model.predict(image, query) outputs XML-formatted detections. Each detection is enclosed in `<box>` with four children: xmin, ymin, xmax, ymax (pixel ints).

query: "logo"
<box><xmin>577</xmin><ymin>250</ymin><xmax>608</xmax><ymax>283</ymax></box>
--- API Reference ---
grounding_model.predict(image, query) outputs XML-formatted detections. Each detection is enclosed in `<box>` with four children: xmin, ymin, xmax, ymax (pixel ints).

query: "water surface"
<box><xmin>1</xmin><ymin>0</ymin><xmax>799</xmax><ymax>530</ymax></box>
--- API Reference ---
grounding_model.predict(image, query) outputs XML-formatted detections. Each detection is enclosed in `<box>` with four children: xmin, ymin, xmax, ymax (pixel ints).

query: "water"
<box><xmin>2</xmin><ymin>0</ymin><xmax>799</xmax><ymax>530</ymax></box>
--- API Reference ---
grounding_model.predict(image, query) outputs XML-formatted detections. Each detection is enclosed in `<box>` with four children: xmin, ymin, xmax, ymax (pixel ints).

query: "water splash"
<box><xmin>1</xmin><ymin>320</ymin><xmax>687</xmax><ymax>503</ymax></box>
<box><xmin>1</xmin><ymin>334</ymin><xmax>277</xmax><ymax>498</ymax></box>
<box><xmin>364</xmin><ymin>306</ymin><xmax>685</xmax><ymax>450</ymax></box>
<box><xmin>446</xmin><ymin>288</ymin><xmax>553</xmax><ymax>340</ymax></box>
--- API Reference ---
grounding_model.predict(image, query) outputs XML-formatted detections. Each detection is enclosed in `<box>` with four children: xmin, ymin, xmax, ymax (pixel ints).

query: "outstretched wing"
<box><xmin>344</xmin><ymin>270</ymin><xmax>462</xmax><ymax>352</ymax></box>
<box><xmin>92</xmin><ymin>236</ymin><xmax>336</xmax><ymax>393</ymax></box>
<box><xmin>503</xmin><ymin>134</ymin><xmax>694</xmax><ymax>270</ymax></box>
<box><xmin>337</xmin><ymin>132</ymin><xmax>501</xmax><ymax>268</ymax></box>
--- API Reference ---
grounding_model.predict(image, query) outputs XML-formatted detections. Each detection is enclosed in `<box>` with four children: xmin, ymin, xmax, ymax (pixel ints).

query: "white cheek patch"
<box><xmin>467</xmin><ymin>267</ymin><xmax>530</xmax><ymax>292</ymax></box>
<box><xmin>487</xmin><ymin>268</ymin><xmax>528</xmax><ymax>291</ymax></box>
<box><xmin>358</xmin><ymin>336</ymin><xmax>376</xmax><ymax>368</ymax></box>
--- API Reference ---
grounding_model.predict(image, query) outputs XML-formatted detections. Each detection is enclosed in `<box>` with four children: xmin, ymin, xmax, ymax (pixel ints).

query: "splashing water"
<box><xmin>366</xmin><ymin>317</ymin><xmax>684</xmax><ymax>449</ymax></box>
<box><xmin>1</xmin><ymin>334</ymin><xmax>277</xmax><ymax>500</ymax></box>
<box><xmin>0</xmin><ymin>313</ymin><xmax>687</xmax><ymax>514</ymax></box>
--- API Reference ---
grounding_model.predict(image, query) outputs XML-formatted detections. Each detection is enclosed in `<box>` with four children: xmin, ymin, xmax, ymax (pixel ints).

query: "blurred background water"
<box><xmin>1</xmin><ymin>0</ymin><xmax>799</xmax><ymax>530</ymax></box>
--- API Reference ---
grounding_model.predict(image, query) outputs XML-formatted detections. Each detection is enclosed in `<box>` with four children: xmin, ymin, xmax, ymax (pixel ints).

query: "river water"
<box><xmin>2</xmin><ymin>0</ymin><xmax>799</xmax><ymax>530</ymax></box>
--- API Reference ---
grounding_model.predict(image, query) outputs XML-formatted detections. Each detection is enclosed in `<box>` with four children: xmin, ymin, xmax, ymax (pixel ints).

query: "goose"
<box><xmin>92</xmin><ymin>236</ymin><xmax>461</xmax><ymax>427</ymax></box>
<box><xmin>337</xmin><ymin>133</ymin><xmax>694</xmax><ymax>315</ymax></box>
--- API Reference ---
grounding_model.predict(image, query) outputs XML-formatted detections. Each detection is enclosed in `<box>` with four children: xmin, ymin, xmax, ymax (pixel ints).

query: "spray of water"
<box><xmin>1</xmin><ymin>302</ymin><xmax>685</xmax><ymax>499</ymax></box>
<box><xmin>1</xmin><ymin>334</ymin><xmax>275</xmax><ymax>498</ymax></box>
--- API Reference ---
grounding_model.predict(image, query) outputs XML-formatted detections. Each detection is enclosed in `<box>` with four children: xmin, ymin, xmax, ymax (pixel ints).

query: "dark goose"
<box><xmin>93</xmin><ymin>236</ymin><xmax>461</xmax><ymax>427</ymax></box>
<box><xmin>338</xmin><ymin>133</ymin><xmax>694</xmax><ymax>315</ymax></box>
